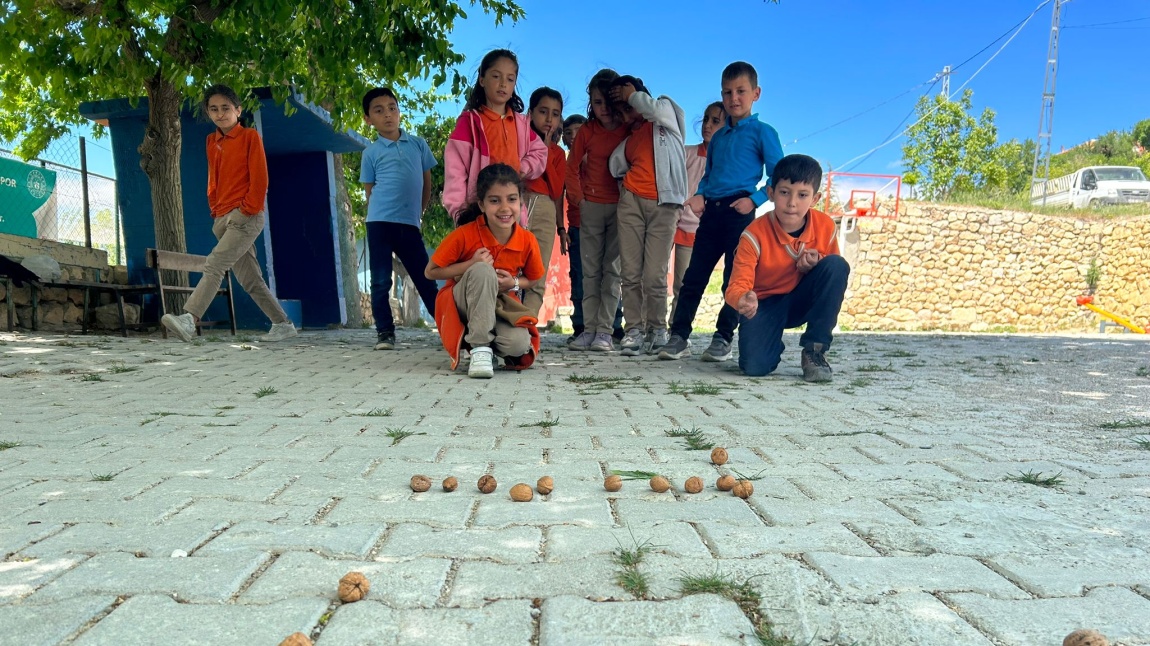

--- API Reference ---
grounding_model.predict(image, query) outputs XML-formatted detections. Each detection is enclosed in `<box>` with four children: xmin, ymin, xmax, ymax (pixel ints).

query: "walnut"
<box><xmin>732</xmin><ymin>480</ymin><xmax>754</xmax><ymax>499</ymax></box>
<box><xmin>649</xmin><ymin>476</ymin><xmax>671</xmax><ymax>493</ymax></box>
<box><xmin>442</xmin><ymin>476</ymin><xmax>458</xmax><ymax>492</ymax></box>
<box><xmin>278</xmin><ymin>633</ymin><xmax>312</xmax><ymax>646</ymax></box>
<box><xmin>477</xmin><ymin>474</ymin><xmax>498</xmax><ymax>494</ymax></box>
<box><xmin>1063</xmin><ymin>629</ymin><xmax>1109</xmax><ymax>646</ymax></box>
<box><xmin>716</xmin><ymin>475</ymin><xmax>736</xmax><ymax>491</ymax></box>
<box><xmin>410</xmin><ymin>475</ymin><xmax>431</xmax><ymax>493</ymax></box>
<box><xmin>510</xmin><ymin>483</ymin><xmax>533</xmax><ymax>502</ymax></box>
<box><xmin>684</xmin><ymin>476</ymin><xmax>704</xmax><ymax>494</ymax></box>
<box><xmin>604</xmin><ymin>475</ymin><xmax>623</xmax><ymax>492</ymax></box>
<box><xmin>710</xmin><ymin>447</ymin><xmax>728</xmax><ymax>465</ymax></box>
<box><xmin>337</xmin><ymin>571</ymin><xmax>370</xmax><ymax>603</ymax></box>
<box><xmin>536</xmin><ymin>476</ymin><xmax>554</xmax><ymax>495</ymax></box>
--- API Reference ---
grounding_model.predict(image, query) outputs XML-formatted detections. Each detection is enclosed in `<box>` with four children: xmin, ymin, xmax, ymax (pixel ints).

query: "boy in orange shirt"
<box><xmin>725</xmin><ymin>154</ymin><xmax>849</xmax><ymax>381</ymax></box>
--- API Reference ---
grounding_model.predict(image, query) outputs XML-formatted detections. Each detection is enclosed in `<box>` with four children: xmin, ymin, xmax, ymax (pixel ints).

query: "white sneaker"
<box><xmin>161</xmin><ymin>313</ymin><xmax>196</xmax><ymax>342</ymax></box>
<box><xmin>619</xmin><ymin>328</ymin><xmax>644</xmax><ymax>356</ymax></box>
<box><xmin>468</xmin><ymin>346</ymin><xmax>494</xmax><ymax>379</ymax></box>
<box><xmin>261</xmin><ymin>321</ymin><xmax>298</xmax><ymax>342</ymax></box>
<box><xmin>647</xmin><ymin>329</ymin><xmax>669</xmax><ymax>355</ymax></box>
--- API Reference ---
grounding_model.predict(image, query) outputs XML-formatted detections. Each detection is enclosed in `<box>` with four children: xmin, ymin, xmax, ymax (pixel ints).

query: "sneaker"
<box><xmin>700</xmin><ymin>334</ymin><xmax>733</xmax><ymax>362</ymax></box>
<box><xmin>261</xmin><ymin>321</ymin><xmax>298</xmax><ymax>342</ymax></box>
<box><xmin>567</xmin><ymin>331</ymin><xmax>594</xmax><ymax>351</ymax></box>
<box><xmin>374</xmin><ymin>331</ymin><xmax>395</xmax><ymax>351</ymax></box>
<box><xmin>647</xmin><ymin>329</ymin><xmax>669</xmax><ymax>355</ymax></box>
<box><xmin>566</xmin><ymin>325</ymin><xmax>585</xmax><ymax>344</ymax></box>
<box><xmin>619</xmin><ymin>328</ymin><xmax>644</xmax><ymax>356</ymax></box>
<box><xmin>801</xmin><ymin>343</ymin><xmax>833</xmax><ymax>382</ymax></box>
<box><xmin>589</xmin><ymin>332</ymin><xmax>614</xmax><ymax>352</ymax></box>
<box><xmin>468</xmin><ymin>346</ymin><xmax>494</xmax><ymax>379</ymax></box>
<box><xmin>658</xmin><ymin>334</ymin><xmax>691</xmax><ymax>360</ymax></box>
<box><xmin>161</xmin><ymin>312</ymin><xmax>196</xmax><ymax>342</ymax></box>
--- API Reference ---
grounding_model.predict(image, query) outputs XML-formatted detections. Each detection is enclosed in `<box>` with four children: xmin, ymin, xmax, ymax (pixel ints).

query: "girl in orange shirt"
<box><xmin>521</xmin><ymin>87</ymin><xmax>567</xmax><ymax>318</ymax></box>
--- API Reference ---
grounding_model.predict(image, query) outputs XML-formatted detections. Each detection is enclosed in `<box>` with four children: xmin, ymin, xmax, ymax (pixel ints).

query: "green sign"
<box><xmin>0</xmin><ymin>156</ymin><xmax>57</xmax><ymax>238</ymax></box>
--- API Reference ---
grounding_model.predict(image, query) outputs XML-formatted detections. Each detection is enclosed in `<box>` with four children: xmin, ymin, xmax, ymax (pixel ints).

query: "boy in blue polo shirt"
<box><xmin>360</xmin><ymin>87</ymin><xmax>440</xmax><ymax>350</ymax></box>
<box><xmin>660</xmin><ymin>61</ymin><xmax>784</xmax><ymax>362</ymax></box>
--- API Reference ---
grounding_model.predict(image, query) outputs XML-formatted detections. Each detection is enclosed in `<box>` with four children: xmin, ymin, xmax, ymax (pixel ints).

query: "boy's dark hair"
<box><xmin>722</xmin><ymin>61</ymin><xmax>758</xmax><ymax>87</ymax></box>
<box><xmin>527</xmin><ymin>87</ymin><xmax>564</xmax><ymax>139</ymax></box>
<box><xmin>464</xmin><ymin>49</ymin><xmax>524</xmax><ymax>113</ymax></box>
<box><xmin>563</xmin><ymin>114</ymin><xmax>587</xmax><ymax>128</ymax></box>
<box><xmin>456</xmin><ymin>163</ymin><xmax>524</xmax><ymax>227</ymax></box>
<box><xmin>362</xmin><ymin>87</ymin><xmax>399</xmax><ymax>115</ymax></box>
<box><xmin>202</xmin><ymin>84</ymin><xmax>241</xmax><ymax>112</ymax></box>
<box><xmin>609</xmin><ymin>75</ymin><xmax>649</xmax><ymax>102</ymax></box>
<box><xmin>770</xmin><ymin>154</ymin><xmax>823</xmax><ymax>191</ymax></box>
<box><xmin>585</xmin><ymin>68</ymin><xmax>618</xmax><ymax>119</ymax></box>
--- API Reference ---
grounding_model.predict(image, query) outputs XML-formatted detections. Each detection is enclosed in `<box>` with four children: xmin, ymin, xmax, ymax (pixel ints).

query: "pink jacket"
<box><xmin>443</xmin><ymin>109</ymin><xmax>548</xmax><ymax>222</ymax></box>
<box><xmin>678</xmin><ymin>143</ymin><xmax>707</xmax><ymax>235</ymax></box>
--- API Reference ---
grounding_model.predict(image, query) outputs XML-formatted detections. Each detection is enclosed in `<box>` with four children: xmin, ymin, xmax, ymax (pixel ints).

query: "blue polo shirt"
<box><xmin>696</xmin><ymin>114</ymin><xmax>784</xmax><ymax>207</ymax></box>
<box><xmin>360</xmin><ymin>130</ymin><xmax>437</xmax><ymax>226</ymax></box>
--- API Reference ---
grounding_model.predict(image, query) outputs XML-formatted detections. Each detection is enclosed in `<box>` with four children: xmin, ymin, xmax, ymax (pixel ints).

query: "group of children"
<box><xmin>164</xmin><ymin>53</ymin><xmax>850</xmax><ymax>384</ymax></box>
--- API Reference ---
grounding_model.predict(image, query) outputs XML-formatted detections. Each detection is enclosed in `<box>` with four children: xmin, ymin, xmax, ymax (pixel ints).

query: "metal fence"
<box><xmin>1</xmin><ymin>132</ymin><xmax>125</xmax><ymax>265</ymax></box>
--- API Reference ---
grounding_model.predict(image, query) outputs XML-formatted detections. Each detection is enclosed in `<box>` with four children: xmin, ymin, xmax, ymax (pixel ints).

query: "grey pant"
<box><xmin>184</xmin><ymin>209</ymin><xmax>287</xmax><ymax>324</ymax></box>
<box><xmin>617</xmin><ymin>189</ymin><xmax>677</xmax><ymax>332</ymax></box>
<box><xmin>579</xmin><ymin>200</ymin><xmax>621</xmax><ymax>334</ymax></box>
<box><xmin>670</xmin><ymin>242</ymin><xmax>693</xmax><ymax>323</ymax></box>
<box><xmin>454</xmin><ymin>263</ymin><xmax>531</xmax><ymax>357</ymax></box>
<box><xmin>522</xmin><ymin>192</ymin><xmax>557</xmax><ymax>318</ymax></box>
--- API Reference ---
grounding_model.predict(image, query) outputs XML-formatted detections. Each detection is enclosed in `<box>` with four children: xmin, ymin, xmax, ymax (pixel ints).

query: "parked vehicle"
<box><xmin>1030</xmin><ymin>166</ymin><xmax>1150</xmax><ymax>208</ymax></box>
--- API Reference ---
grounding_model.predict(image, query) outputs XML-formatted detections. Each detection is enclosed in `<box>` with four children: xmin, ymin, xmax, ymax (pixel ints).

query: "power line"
<box><xmin>1064</xmin><ymin>15</ymin><xmax>1150</xmax><ymax>28</ymax></box>
<box><xmin>783</xmin><ymin>79</ymin><xmax>936</xmax><ymax>147</ymax></box>
<box><xmin>842</xmin><ymin>79</ymin><xmax>940</xmax><ymax>173</ymax></box>
<box><xmin>950</xmin><ymin>0</ymin><xmax>1052</xmax><ymax>73</ymax></box>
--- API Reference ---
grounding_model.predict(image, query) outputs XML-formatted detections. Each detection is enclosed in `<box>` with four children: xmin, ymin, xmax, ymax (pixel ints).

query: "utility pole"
<box><xmin>940</xmin><ymin>66</ymin><xmax>950</xmax><ymax>99</ymax></box>
<box><xmin>1030</xmin><ymin>0</ymin><xmax>1065</xmax><ymax>205</ymax></box>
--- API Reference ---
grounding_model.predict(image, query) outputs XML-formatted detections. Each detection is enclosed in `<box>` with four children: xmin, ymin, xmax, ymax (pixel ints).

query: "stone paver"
<box><xmin>2</xmin><ymin>328</ymin><xmax>1149</xmax><ymax>644</ymax></box>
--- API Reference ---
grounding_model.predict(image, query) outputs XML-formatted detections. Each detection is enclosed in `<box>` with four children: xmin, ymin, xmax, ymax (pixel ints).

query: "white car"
<box><xmin>1030</xmin><ymin>166</ymin><xmax>1150</xmax><ymax>208</ymax></box>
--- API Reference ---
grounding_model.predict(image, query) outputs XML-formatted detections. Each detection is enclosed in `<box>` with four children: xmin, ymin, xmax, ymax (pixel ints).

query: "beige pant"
<box><xmin>454</xmin><ymin>263</ymin><xmax>531</xmax><ymax>357</ymax></box>
<box><xmin>184</xmin><ymin>209</ymin><xmax>288</xmax><ymax>324</ymax></box>
<box><xmin>617</xmin><ymin>189</ymin><xmax>677</xmax><ymax>332</ymax></box>
<box><xmin>522</xmin><ymin>191</ymin><xmax>556</xmax><ymax>318</ymax></box>
<box><xmin>579</xmin><ymin>200</ymin><xmax>621</xmax><ymax>334</ymax></box>
<box><xmin>670</xmin><ymin>242</ymin><xmax>692</xmax><ymax>322</ymax></box>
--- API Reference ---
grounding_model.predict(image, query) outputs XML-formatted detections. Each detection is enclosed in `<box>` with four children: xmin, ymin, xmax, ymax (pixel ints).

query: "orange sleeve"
<box><xmin>564</xmin><ymin>127</ymin><xmax>588</xmax><ymax>207</ymax></box>
<box><xmin>430</xmin><ymin>227</ymin><xmax>467</xmax><ymax>268</ymax></box>
<box><xmin>241</xmin><ymin>129</ymin><xmax>269</xmax><ymax>216</ymax></box>
<box><xmin>724</xmin><ymin>232</ymin><xmax>760</xmax><ymax>308</ymax></box>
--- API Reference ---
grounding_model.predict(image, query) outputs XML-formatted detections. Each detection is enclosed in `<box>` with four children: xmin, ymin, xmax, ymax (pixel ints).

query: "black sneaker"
<box><xmin>700</xmin><ymin>334</ymin><xmax>732</xmax><ymax>362</ymax></box>
<box><xmin>658</xmin><ymin>334</ymin><xmax>692</xmax><ymax>360</ymax></box>
<box><xmin>374</xmin><ymin>332</ymin><xmax>396</xmax><ymax>351</ymax></box>
<box><xmin>801</xmin><ymin>343</ymin><xmax>833</xmax><ymax>382</ymax></box>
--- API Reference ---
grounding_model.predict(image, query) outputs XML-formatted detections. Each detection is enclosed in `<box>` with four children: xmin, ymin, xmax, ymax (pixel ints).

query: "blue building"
<box><xmin>79</xmin><ymin>89</ymin><xmax>367</xmax><ymax>329</ymax></box>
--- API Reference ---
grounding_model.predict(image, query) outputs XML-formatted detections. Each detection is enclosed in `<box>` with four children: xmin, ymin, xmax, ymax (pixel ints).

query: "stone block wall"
<box><xmin>840</xmin><ymin>203</ymin><xmax>1150</xmax><ymax>332</ymax></box>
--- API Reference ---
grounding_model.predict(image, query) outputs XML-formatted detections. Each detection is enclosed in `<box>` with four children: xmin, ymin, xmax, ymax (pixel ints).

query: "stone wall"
<box><xmin>840</xmin><ymin>203</ymin><xmax>1150</xmax><ymax>332</ymax></box>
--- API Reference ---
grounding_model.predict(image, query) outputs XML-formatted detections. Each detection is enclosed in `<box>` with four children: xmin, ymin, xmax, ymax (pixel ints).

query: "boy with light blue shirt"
<box><xmin>660</xmin><ymin>61</ymin><xmax>784</xmax><ymax>362</ymax></box>
<box><xmin>360</xmin><ymin>87</ymin><xmax>440</xmax><ymax>350</ymax></box>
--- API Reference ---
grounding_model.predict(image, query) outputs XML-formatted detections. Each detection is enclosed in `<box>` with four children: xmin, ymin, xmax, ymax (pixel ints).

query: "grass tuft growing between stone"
<box><xmin>677</xmin><ymin>571</ymin><xmax>794</xmax><ymax>645</ymax></box>
<box><xmin>665</xmin><ymin>425</ymin><xmax>715</xmax><ymax>450</ymax></box>
<box><xmin>668</xmin><ymin>380</ymin><xmax>721</xmax><ymax>396</ymax></box>
<box><xmin>353</xmin><ymin>407</ymin><xmax>393</xmax><ymax>417</ymax></box>
<box><xmin>1132</xmin><ymin>437</ymin><xmax>1150</xmax><ymax>451</ymax></box>
<box><xmin>611</xmin><ymin>531</ymin><xmax>654</xmax><ymax>599</ymax></box>
<box><xmin>385</xmin><ymin>426</ymin><xmax>425</xmax><ymax>446</ymax></box>
<box><xmin>518</xmin><ymin>416</ymin><xmax>560</xmax><ymax>428</ymax></box>
<box><xmin>254</xmin><ymin>386</ymin><xmax>277</xmax><ymax>398</ymax></box>
<box><xmin>0</xmin><ymin>441</ymin><xmax>21</xmax><ymax>451</ymax></box>
<box><xmin>1005</xmin><ymin>470</ymin><xmax>1064</xmax><ymax>488</ymax></box>
<box><xmin>108</xmin><ymin>362</ymin><xmax>138</xmax><ymax>374</ymax></box>
<box><xmin>1097</xmin><ymin>418</ymin><xmax>1150</xmax><ymax>430</ymax></box>
<box><xmin>91</xmin><ymin>473</ymin><xmax>116</xmax><ymax>482</ymax></box>
<box><xmin>81</xmin><ymin>373</ymin><xmax>104</xmax><ymax>382</ymax></box>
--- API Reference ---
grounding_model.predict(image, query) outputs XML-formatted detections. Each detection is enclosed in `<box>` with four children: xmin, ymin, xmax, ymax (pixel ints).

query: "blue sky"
<box><xmin>441</xmin><ymin>0</ymin><xmax>1148</xmax><ymax>176</ymax></box>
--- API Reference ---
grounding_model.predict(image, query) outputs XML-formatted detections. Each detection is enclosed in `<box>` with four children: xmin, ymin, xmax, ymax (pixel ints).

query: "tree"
<box><xmin>0</xmin><ymin>0</ymin><xmax>523</xmax><ymax>264</ymax></box>
<box><xmin>1134</xmin><ymin>119</ymin><xmax>1150</xmax><ymax>151</ymax></box>
<box><xmin>901</xmin><ymin>89</ymin><xmax>1002</xmax><ymax>200</ymax></box>
<box><xmin>995</xmin><ymin>138</ymin><xmax>1037</xmax><ymax>195</ymax></box>
<box><xmin>412</xmin><ymin>112</ymin><xmax>459</xmax><ymax>249</ymax></box>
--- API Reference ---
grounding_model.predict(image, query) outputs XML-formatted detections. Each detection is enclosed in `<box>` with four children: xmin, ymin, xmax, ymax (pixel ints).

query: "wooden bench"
<box><xmin>146</xmin><ymin>248</ymin><xmax>237</xmax><ymax>337</ymax></box>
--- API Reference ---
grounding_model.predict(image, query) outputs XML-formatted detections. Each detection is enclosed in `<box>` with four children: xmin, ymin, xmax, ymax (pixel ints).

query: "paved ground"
<box><xmin>1</xmin><ymin>327</ymin><xmax>1149</xmax><ymax>645</ymax></box>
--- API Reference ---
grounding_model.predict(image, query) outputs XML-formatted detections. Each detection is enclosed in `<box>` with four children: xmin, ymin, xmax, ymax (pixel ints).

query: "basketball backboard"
<box><xmin>823</xmin><ymin>172</ymin><xmax>902</xmax><ymax>218</ymax></box>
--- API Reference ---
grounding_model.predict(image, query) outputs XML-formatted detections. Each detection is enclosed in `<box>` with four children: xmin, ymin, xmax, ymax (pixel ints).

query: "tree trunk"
<box><xmin>331</xmin><ymin>153</ymin><xmax>363</xmax><ymax>327</ymax></box>
<box><xmin>139</xmin><ymin>73</ymin><xmax>187</xmax><ymax>313</ymax></box>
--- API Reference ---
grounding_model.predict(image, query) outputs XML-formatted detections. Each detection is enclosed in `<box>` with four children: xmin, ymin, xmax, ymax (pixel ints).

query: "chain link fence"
<box><xmin>1</xmin><ymin>132</ymin><xmax>125</xmax><ymax>265</ymax></box>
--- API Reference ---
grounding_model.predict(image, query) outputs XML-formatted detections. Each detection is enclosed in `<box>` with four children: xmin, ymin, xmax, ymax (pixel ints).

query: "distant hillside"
<box><xmin>1048</xmin><ymin>119</ymin><xmax>1150</xmax><ymax>179</ymax></box>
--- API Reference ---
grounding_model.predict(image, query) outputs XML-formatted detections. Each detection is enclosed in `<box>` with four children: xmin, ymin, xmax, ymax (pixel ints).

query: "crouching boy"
<box><xmin>725</xmin><ymin>154</ymin><xmax>849</xmax><ymax>381</ymax></box>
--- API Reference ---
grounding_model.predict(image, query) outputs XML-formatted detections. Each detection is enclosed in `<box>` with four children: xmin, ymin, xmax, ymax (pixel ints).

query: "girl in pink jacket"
<box><xmin>443</xmin><ymin>49</ymin><xmax>548</xmax><ymax>223</ymax></box>
<box><xmin>671</xmin><ymin>101</ymin><xmax>725</xmax><ymax>322</ymax></box>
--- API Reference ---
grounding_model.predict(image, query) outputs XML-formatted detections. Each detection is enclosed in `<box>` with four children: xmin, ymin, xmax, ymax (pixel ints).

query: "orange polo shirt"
<box><xmin>206</xmin><ymin>123</ymin><xmax>268</xmax><ymax>217</ymax></box>
<box><xmin>478</xmin><ymin>106</ymin><xmax>519</xmax><ymax>170</ymax></box>
<box><xmin>725</xmin><ymin>208</ymin><xmax>841</xmax><ymax>305</ymax></box>
<box><xmin>431</xmin><ymin>215</ymin><xmax>545</xmax><ymax>289</ymax></box>
<box><xmin>622</xmin><ymin>122</ymin><xmax>657</xmax><ymax>201</ymax></box>
<box><xmin>525</xmin><ymin>142</ymin><xmax>566</xmax><ymax>201</ymax></box>
<box><xmin>565</xmin><ymin>119</ymin><xmax>629</xmax><ymax>205</ymax></box>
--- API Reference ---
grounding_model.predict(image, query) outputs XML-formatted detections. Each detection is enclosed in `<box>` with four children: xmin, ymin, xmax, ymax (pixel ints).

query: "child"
<box><xmin>359</xmin><ymin>87</ymin><xmax>440</xmax><ymax>350</ymax></box>
<box><xmin>564</xmin><ymin>69</ymin><xmax>631</xmax><ymax>352</ymax></box>
<box><xmin>660</xmin><ymin>61</ymin><xmax>784</xmax><ymax>363</ymax></box>
<box><xmin>561</xmin><ymin>114</ymin><xmax>586</xmax><ymax>341</ymax></box>
<box><xmin>725</xmin><ymin>154</ymin><xmax>848</xmax><ymax>381</ymax></box>
<box><xmin>606</xmin><ymin>76</ymin><xmax>687</xmax><ymax>356</ymax></box>
<box><xmin>522</xmin><ymin>87</ymin><xmax>567</xmax><ymax>318</ymax></box>
<box><xmin>426</xmin><ymin>164</ymin><xmax>545</xmax><ymax>379</ymax></box>
<box><xmin>443</xmin><ymin>49</ymin><xmax>548</xmax><ymax>223</ymax></box>
<box><xmin>161</xmin><ymin>84</ymin><xmax>298</xmax><ymax>344</ymax></box>
<box><xmin>672</xmin><ymin>102</ymin><xmax>726</xmax><ymax>322</ymax></box>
